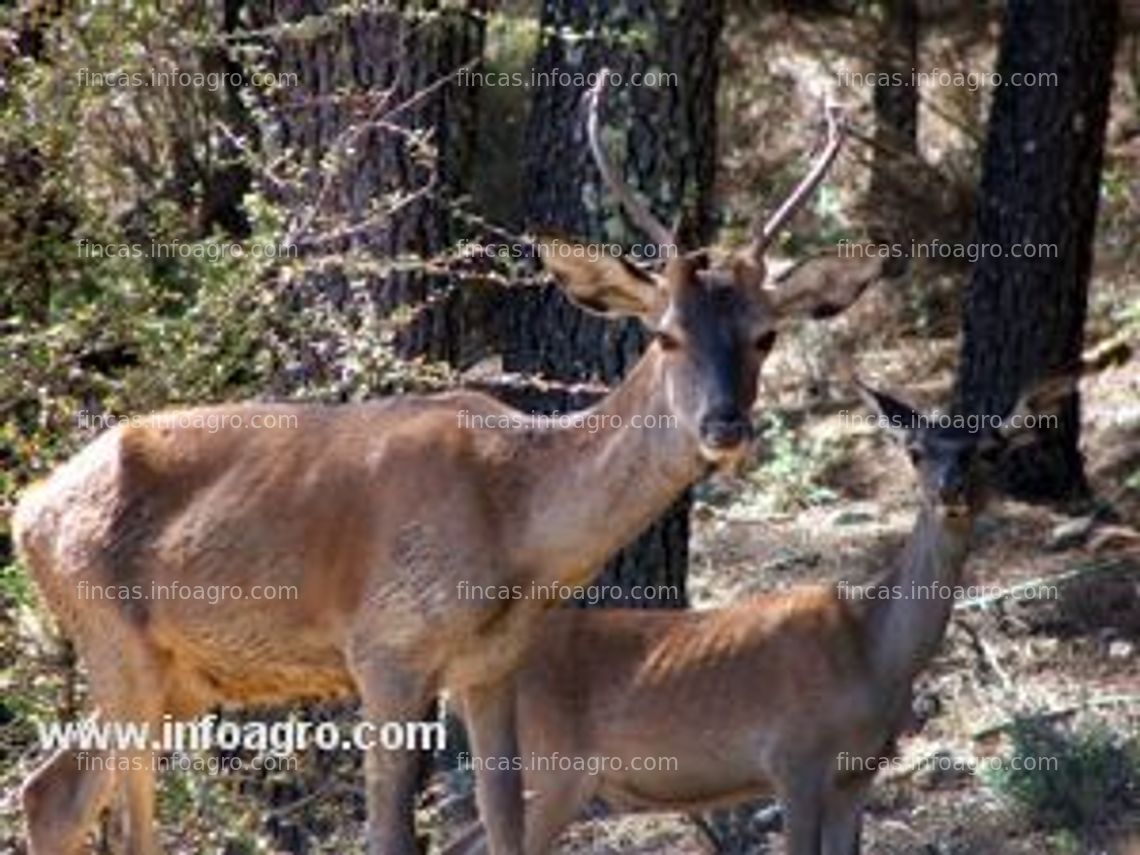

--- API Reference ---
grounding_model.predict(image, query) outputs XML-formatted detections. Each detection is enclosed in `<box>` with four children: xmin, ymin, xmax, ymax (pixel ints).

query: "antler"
<box><xmin>584</xmin><ymin>69</ymin><xmax>676</xmax><ymax>256</ymax></box>
<box><xmin>749</xmin><ymin>101</ymin><xmax>846</xmax><ymax>263</ymax></box>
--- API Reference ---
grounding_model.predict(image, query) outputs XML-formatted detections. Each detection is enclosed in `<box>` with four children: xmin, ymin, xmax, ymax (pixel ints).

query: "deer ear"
<box><xmin>998</xmin><ymin>372</ymin><xmax>1078</xmax><ymax>445</ymax></box>
<box><xmin>768</xmin><ymin>252</ymin><xmax>890</xmax><ymax>320</ymax></box>
<box><xmin>853</xmin><ymin>379</ymin><xmax>921</xmax><ymax>443</ymax></box>
<box><xmin>537</xmin><ymin>237</ymin><xmax>664</xmax><ymax>322</ymax></box>
<box><xmin>730</xmin><ymin>252</ymin><xmax>767</xmax><ymax>291</ymax></box>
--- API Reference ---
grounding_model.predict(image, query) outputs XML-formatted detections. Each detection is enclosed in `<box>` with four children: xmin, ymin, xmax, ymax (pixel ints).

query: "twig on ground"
<box><xmin>954</xmin><ymin>559</ymin><xmax>1137</xmax><ymax>612</ymax></box>
<box><xmin>971</xmin><ymin>695</ymin><xmax>1140</xmax><ymax>742</ymax></box>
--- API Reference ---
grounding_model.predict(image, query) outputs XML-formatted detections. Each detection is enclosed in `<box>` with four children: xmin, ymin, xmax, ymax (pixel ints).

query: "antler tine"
<box><xmin>750</xmin><ymin>100</ymin><xmax>846</xmax><ymax>262</ymax></box>
<box><xmin>585</xmin><ymin>69</ymin><xmax>676</xmax><ymax>255</ymax></box>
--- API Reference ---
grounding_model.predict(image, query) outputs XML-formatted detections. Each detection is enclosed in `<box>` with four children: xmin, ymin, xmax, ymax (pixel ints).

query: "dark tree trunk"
<box><xmin>196</xmin><ymin>0</ymin><xmax>255</xmax><ymax>240</ymax></box>
<box><xmin>496</xmin><ymin>0</ymin><xmax>724</xmax><ymax>607</ymax></box>
<box><xmin>250</xmin><ymin>0</ymin><xmax>483</xmax><ymax>386</ymax></box>
<box><xmin>955</xmin><ymin>0</ymin><xmax>1119</xmax><ymax>502</ymax></box>
<box><xmin>868</xmin><ymin>0</ymin><xmax>919</xmax><ymax>247</ymax></box>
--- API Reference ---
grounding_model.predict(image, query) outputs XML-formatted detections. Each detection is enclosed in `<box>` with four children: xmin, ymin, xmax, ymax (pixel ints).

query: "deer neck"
<box><xmin>862</xmin><ymin>504</ymin><xmax>975</xmax><ymax>688</ymax></box>
<box><xmin>513</xmin><ymin>350</ymin><xmax>706</xmax><ymax>590</ymax></box>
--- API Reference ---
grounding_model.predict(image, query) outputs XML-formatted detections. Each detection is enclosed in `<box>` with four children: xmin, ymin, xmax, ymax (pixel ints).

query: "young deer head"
<box><xmin>855</xmin><ymin>376</ymin><xmax>1075</xmax><ymax>519</ymax></box>
<box><xmin>539</xmin><ymin>75</ymin><xmax>886</xmax><ymax>463</ymax></box>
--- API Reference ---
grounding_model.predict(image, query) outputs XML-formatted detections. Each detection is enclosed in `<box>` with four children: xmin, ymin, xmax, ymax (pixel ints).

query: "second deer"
<box><xmin>453</xmin><ymin>378</ymin><xmax>1068</xmax><ymax>855</ymax></box>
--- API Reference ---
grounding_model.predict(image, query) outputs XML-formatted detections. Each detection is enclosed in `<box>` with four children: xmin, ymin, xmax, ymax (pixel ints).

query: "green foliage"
<box><xmin>1117</xmin><ymin>294</ymin><xmax>1140</xmax><ymax>340</ymax></box>
<box><xmin>732</xmin><ymin>412</ymin><xmax>841</xmax><ymax>516</ymax></box>
<box><xmin>0</xmin><ymin>3</ymin><xmax>453</xmax><ymax>517</ymax></box>
<box><xmin>984</xmin><ymin>716</ymin><xmax>1140</xmax><ymax>836</ymax></box>
<box><xmin>0</xmin><ymin>560</ymin><xmax>34</xmax><ymax>610</ymax></box>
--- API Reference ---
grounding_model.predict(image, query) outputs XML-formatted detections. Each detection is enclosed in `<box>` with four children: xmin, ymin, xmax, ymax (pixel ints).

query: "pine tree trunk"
<box><xmin>251</xmin><ymin>1</ymin><xmax>483</xmax><ymax>381</ymax></box>
<box><xmin>955</xmin><ymin>0</ymin><xmax>1118</xmax><ymax>502</ymax></box>
<box><xmin>497</xmin><ymin>0</ymin><xmax>724</xmax><ymax>607</ymax></box>
<box><xmin>868</xmin><ymin>0</ymin><xmax>919</xmax><ymax>247</ymax></box>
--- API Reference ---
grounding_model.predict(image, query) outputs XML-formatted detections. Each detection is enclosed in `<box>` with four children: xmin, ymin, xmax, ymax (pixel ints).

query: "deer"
<box><xmin>449</xmin><ymin>377</ymin><xmax>1070</xmax><ymax>855</ymax></box>
<box><xmin>13</xmin><ymin>72</ymin><xmax>888</xmax><ymax>855</ymax></box>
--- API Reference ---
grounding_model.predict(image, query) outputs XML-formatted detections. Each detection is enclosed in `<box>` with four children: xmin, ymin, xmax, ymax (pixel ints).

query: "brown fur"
<box><xmin>483</xmin><ymin>484</ymin><xmax>980</xmax><ymax>855</ymax></box>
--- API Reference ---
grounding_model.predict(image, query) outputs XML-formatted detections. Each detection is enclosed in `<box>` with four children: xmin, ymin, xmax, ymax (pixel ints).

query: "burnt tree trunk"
<box><xmin>497</xmin><ymin>0</ymin><xmax>724</xmax><ymax>607</ymax></box>
<box><xmin>868</xmin><ymin>0</ymin><xmax>919</xmax><ymax>247</ymax></box>
<box><xmin>251</xmin><ymin>0</ymin><xmax>483</xmax><ymax>387</ymax></box>
<box><xmin>196</xmin><ymin>0</ymin><xmax>255</xmax><ymax>240</ymax></box>
<box><xmin>955</xmin><ymin>0</ymin><xmax>1119</xmax><ymax>502</ymax></box>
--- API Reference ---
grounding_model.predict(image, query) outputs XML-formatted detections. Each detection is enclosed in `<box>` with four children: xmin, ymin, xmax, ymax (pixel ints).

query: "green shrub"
<box><xmin>984</xmin><ymin>716</ymin><xmax>1140</xmax><ymax>837</ymax></box>
<box><xmin>732</xmin><ymin>411</ymin><xmax>842</xmax><ymax>516</ymax></box>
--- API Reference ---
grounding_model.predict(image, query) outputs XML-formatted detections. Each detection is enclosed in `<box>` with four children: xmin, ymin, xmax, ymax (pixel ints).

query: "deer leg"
<box><xmin>350</xmin><ymin>654</ymin><xmax>435</xmax><ymax>855</ymax></box>
<box><xmin>435</xmin><ymin>769</ymin><xmax>584</xmax><ymax>855</ymax></box>
<box><xmin>464</xmin><ymin>680</ymin><xmax>525</xmax><ymax>855</ymax></box>
<box><xmin>118</xmin><ymin>705</ymin><xmax>163</xmax><ymax>855</ymax></box>
<box><xmin>781</xmin><ymin>770</ymin><xmax>825</xmax><ymax>855</ymax></box>
<box><xmin>120</xmin><ymin>763</ymin><xmax>158</xmax><ymax>855</ymax></box>
<box><xmin>821</xmin><ymin>777</ymin><xmax>868</xmax><ymax>855</ymax></box>
<box><xmin>24</xmin><ymin>621</ymin><xmax>162</xmax><ymax>855</ymax></box>
<box><xmin>522</xmin><ymin>773</ymin><xmax>591</xmax><ymax>855</ymax></box>
<box><xmin>23</xmin><ymin>736</ymin><xmax>119</xmax><ymax>855</ymax></box>
<box><xmin>106</xmin><ymin>627</ymin><xmax>168</xmax><ymax>855</ymax></box>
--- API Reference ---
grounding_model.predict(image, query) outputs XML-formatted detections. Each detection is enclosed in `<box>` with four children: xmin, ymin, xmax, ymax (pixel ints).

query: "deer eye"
<box><xmin>654</xmin><ymin>330</ymin><xmax>682</xmax><ymax>351</ymax></box>
<box><xmin>979</xmin><ymin>433</ymin><xmax>1005</xmax><ymax>461</ymax></box>
<box><xmin>656</xmin><ymin>330</ymin><xmax>679</xmax><ymax>353</ymax></box>
<box><xmin>753</xmin><ymin>331</ymin><xmax>777</xmax><ymax>353</ymax></box>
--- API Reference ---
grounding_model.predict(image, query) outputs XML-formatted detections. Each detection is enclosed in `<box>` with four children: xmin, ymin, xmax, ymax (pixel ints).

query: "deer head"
<box><xmin>539</xmin><ymin>74</ymin><xmax>883</xmax><ymax>464</ymax></box>
<box><xmin>855</xmin><ymin>376</ymin><xmax>1075</xmax><ymax>518</ymax></box>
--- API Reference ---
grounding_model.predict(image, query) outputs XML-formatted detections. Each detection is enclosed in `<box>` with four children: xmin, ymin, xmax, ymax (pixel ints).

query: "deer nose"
<box><xmin>699</xmin><ymin>412</ymin><xmax>752</xmax><ymax>450</ymax></box>
<box><xmin>937</xmin><ymin>476</ymin><xmax>969</xmax><ymax>510</ymax></box>
<box><xmin>939</xmin><ymin>485</ymin><xmax>966</xmax><ymax>505</ymax></box>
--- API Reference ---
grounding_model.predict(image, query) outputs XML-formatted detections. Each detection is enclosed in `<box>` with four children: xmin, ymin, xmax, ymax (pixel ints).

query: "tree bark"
<box><xmin>955</xmin><ymin>0</ymin><xmax>1119</xmax><ymax>502</ymax></box>
<box><xmin>868</xmin><ymin>0</ymin><xmax>919</xmax><ymax>247</ymax></box>
<box><xmin>251</xmin><ymin>0</ymin><xmax>483</xmax><ymax>383</ymax></box>
<box><xmin>495</xmin><ymin>0</ymin><xmax>724</xmax><ymax>607</ymax></box>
